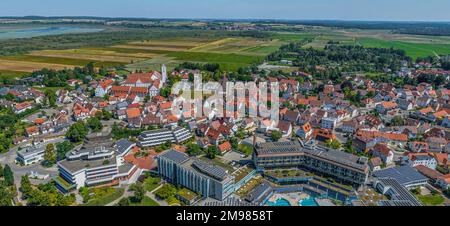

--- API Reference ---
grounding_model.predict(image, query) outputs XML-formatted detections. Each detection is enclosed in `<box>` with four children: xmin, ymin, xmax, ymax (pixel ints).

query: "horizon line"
<box><xmin>1</xmin><ymin>15</ymin><xmax>450</xmax><ymax>23</ymax></box>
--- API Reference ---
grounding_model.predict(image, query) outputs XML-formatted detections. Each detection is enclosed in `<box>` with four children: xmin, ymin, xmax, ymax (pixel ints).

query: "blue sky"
<box><xmin>0</xmin><ymin>0</ymin><xmax>449</xmax><ymax>21</ymax></box>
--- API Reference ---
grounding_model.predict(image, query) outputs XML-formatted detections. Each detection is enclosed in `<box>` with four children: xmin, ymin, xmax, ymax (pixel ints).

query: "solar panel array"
<box><xmin>160</xmin><ymin>150</ymin><xmax>190</xmax><ymax>164</ymax></box>
<box><xmin>377</xmin><ymin>178</ymin><xmax>422</xmax><ymax>206</ymax></box>
<box><xmin>192</xmin><ymin>160</ymin><xmax>228</xmax><ymax>181</ymax></box>
<box><xmin>202</xmin><ymin>197</ymin><xmax>254</xmax><ymax>206</ymax></box>
<box><xmin>372</xmin><ymin>166</ymin><xmax>428</xmax><ymax>186</ymax></box>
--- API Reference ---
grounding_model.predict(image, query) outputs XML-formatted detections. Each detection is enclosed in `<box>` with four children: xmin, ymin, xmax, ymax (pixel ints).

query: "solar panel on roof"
<box><xmin>161</xmin><ymin>150</ymin><xmax>189</xmax><ymax>164</ymax></box>
<box><xmin>373</xmin><ymin>166</ymin><xmax>427</xmax><ymax>186</ymax></box>
<box><xmin>192</xmin><ymin>160</ymin><xmax>227</xmax><ymax>181</ymax></box>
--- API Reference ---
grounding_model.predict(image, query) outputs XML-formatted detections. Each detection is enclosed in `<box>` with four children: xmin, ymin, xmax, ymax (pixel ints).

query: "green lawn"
<box><xmin>177</xmin><ymin>188</ymin><xmax>197</xmax><ymax>201</ymax></box>
<box><xmin>130</xmin><ymin>196</ymin><xmax>160</xmax><ymax>206</ymax></box>
<box><xmin>417</xmin><ymin>194</ymin><xmax>445</xmax><ymax>206</ymax></box>
<box><xmin>143</xmin><ymin>176</ymin><xmax>161</xmax><ymax>192</ymax></box>
<box><xmin>81</xmin><ymin>188</ymin><xmax>125</xmax><ymax>206</ymax></box>
<box><xmin>238</xmin><ymin>144</ymin><xmax>253</xmax><ymax>156</ymax></box>
<box><xmin>356</xmin><ymin>38</ymin><xmax>450</xmax><ymax>60</ymax></box>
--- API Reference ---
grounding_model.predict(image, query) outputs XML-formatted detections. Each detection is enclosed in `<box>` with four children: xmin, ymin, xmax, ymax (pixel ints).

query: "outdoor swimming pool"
<box><xmin>266</xmin><ymin>198</ymin><xmax>291</xmax><ymax>206</ymax></box>
<box><xmin>299</xmin><ymin>197</ymin><xmax>319</xmax><ymax>206</ymax></box>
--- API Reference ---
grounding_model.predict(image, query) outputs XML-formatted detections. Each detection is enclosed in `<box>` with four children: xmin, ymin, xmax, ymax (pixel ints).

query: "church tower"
<box><xmin>161</xmin><ymin>64</ymin><xmax>167</xmax><ymax>84</ymax></box>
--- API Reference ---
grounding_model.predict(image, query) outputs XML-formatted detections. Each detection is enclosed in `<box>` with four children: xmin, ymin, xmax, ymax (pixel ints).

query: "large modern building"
<box><xmin>157</xmin><ymin>150</ymin><xmax>235</xmax><ymax>201</ymax></box>
<box><xmin>137</xmin><ymin>127</ymin><xmax>192</xmax><ymax>147</ymax></box>
<box><xmin>56</xmin><ymin>133</ymin><xmax>138</xmax><ymax>192</ymax></box>
<box><xmin>253</xmin><ymin>141</ymin><xmax>370</xmax><ymax>186</ymax></box>
<box><xmin>16</xmin><ymin>145</ymin><xmax>46</xmax><ymax>165</ymax></box>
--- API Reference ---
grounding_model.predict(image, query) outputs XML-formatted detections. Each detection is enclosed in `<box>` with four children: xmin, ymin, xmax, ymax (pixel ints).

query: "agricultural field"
<box><xmin>297</xmin><ymin>28</ymin><xmax>450</xmax><ymax>60</ymax></box>
<box><xmin>0</xmin><ymin>58</ymin><xmax>75</xmax><ymax>72</ymax></box>
<box><xmin>1</xmin><ymin>26</ymin><xmax>450</xmax><ymax>76</ymax></box>
<box><xmin>0</xmin><ymin>34</ymin><xmax>292</xmax><ymax>74</ymax></box>
<box><xmin>116</xmin><ymin>36</ymin><xmax>286</xmax><ymax>71</ymax></box>
<box><xmin>355</xmin><ymin>38</ymin><xmax>450</xmax><ymax>60</ymax></box>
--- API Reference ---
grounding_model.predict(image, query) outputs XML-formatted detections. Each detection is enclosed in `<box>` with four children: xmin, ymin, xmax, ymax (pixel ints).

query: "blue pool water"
<box><xmin>266</xmin><ymin>198</ymin><xmax>291</xmax><ymax>206</ymax></box>
<box><xmin>299</xmin><ymin>197</ymin><xmax>319</xmax><ymax>206</ymax></box>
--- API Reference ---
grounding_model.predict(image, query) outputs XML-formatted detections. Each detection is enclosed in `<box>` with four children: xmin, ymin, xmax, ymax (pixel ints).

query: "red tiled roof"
<box><xmin>218</xmin><ymin>141</ymin><xmax>232</xmax><ymax>153</ymax></box>
<box><xmin>126</xmin><ymin>108</ymin><xmax>141</xmax><ymax>119</ymax></box>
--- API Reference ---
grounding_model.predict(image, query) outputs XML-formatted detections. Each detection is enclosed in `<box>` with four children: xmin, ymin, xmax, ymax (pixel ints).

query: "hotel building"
<box><xmin>253</xmin><ymin>141</ymin><xmax>369</xmax><ymax>186</ymax></box>
<box><xmin>157</xmin><ymin>150</ymin><xmax>235</xmax><ymax>201</ymax></box>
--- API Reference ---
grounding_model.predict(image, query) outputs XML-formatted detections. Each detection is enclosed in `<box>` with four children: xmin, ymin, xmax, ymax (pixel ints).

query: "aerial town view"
<box><xmin>0</xmin><ymin>0</ymin><xmax>450</xmax><ymax>210</ymax></box>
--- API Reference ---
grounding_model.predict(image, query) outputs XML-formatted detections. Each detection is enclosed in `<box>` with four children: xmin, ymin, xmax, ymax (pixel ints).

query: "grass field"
<box><xmin>0</xmin><ymin>70</ymin><xmax>29</xmax><ymax>79</ymax></box>
<box><xmin>130</xmin><ymin>196</ymin><xmax>160</xmax><ymax>206</ymax></box>
<box><xmin>416</xmin><ymin>194</ymin><xmax>445</xmax><ymax>206</ymax></box>
<box><xmin>356</xmin><ymin>38</ymin><xmax>450</xmax><ymax>60</ymax></box>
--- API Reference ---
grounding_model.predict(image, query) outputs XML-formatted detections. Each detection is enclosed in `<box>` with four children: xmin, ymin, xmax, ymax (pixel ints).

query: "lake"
<box><xmin>0</xmin><ymin>26</ymin><xmax>104</xmax><ymax>39</ymax></box>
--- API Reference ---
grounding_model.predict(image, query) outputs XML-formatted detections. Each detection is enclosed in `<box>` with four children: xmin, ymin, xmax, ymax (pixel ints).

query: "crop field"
<box><xmin>117</xmin><ymin>36</ymin><xmax>284</xmax><ymax>71</ymax></box>
<box><xmin>0</xmin><ymin>59</ymin><xmax>75</xmax><ymax>72</ymax></box>
<box><xmin>0</xmin><ymin>55</ymin><xmax>123</xmax><ymax>68</ymax></box>
<box><xmin>28</xmin><ymin>50</ymin><xmax>148</xmax><ymax>63</ymax></box>
<box><xmin>355</xmin><ymin>38</ymin><xmax>450</xmax><ymax>60</ymax></box>
<box><xmin>2</xmin><ymin>27</ymin><xmax>449</xmax><ymax>76</ymax></box>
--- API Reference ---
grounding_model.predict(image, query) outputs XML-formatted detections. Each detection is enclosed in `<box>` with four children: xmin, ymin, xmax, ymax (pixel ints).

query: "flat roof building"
<box><xmin>253</xmin><ymin>141</ymin><xmax>369</xmax><ymax>186</ymax></box>
<box><xmin>56</xmin><ymin>133</ymin><xmax>137</xmax><ymax>192</ymax></box>
<box><xmin>137</xmin><ymin>127</ymin><xmax>192</xmax><ymax>147</ymax></box>
<box><xmin>17</xmin><ymin>145</ymin><xmax>46</xmax><ymax>166</ymax></box>
<box><xmin>158</xmin><ymin>150</ymin><xmax>235</xmax><ymax>201</ymax></box>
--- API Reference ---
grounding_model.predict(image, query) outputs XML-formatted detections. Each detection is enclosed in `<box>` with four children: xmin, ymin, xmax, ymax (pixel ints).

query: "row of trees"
<box><xmin>0</xmin><ymin>164</ymin><xmax>15</xmax><ymax>206</ymax></box>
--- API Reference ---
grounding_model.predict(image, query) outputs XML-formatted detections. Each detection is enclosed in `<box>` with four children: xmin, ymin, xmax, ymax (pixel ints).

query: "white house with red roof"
<box><xmin>95</xmin><ymin>79</ymin><xmax>114</xmax><ymax>97</ymax></box>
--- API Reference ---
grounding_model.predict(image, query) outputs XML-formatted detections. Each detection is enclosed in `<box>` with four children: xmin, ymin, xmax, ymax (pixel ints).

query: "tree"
<box><xmin>117</xmin><ymin>198</ymin><xmax>131</xmax><ymax>206</ymax></box>
<box><xmin>66</xmin><ymin>122</ymin><xmax>89</xmax><ymax>142</ymax></box>
<box><xmin>87</xmin><ymin>117</ymin><xmax>103</xmax><ymax>132</ymax></box>
<box><xmin>56</xmin><ymin>141</ymin><xmax>75</xmax><ymax>161</ymax></box>
<box><xmin>130</xmin><ymin>183</ymin><xmax>145</xmax><ymax>203</ymax></box>
<box><xmin>206</xmin><ymin>146</ymin><xmax>218</xmax><ymax>159</ymax></box>
<box><xmin>102</xmin><ymin>111</ymin><xmax>112</xmax><ymax>121</ymax></box>
<box><xmin>44</xmin><ymin>90</ymin><xmax>57</xmax><ymax>107</ymax></box>
<box><xmin>3</xmin><ymin>165</ymin><xmax>14</xmax><ymax>186</ymax></box>
<box><xmin>186</xmin><ymin>143</ymin><xmax>202</xmax><ymax>156</ymax></box>
<box><xmin>154</xmin><ymin>184</ymin><xmax>176</xmax><ymax>200</ymax></box>
<box><xmin>325</xmin><ymin>139</ymin><xmax>342</xmax><ymax>150</ymax></box>
<box><xmin>0</xmin><ymin>183</ymin><xmax>13</xmax><ymax>206</ymax></box>
<box><xmin>390</xmin><ymin>116</ymin><xmax>405</xmax><ymax>126</ymax></box>
<box><xmin>20</xmin><ymin>175</ymin><xmax>33</xmax><ymax>198</ymax></box>
<box><xmin>43</xmin><ymin>143</ymin><xmax>57</xmax><ymax>167</ymax></box>
<box><xmin>229</xmin><ymin>137</ymin><xmax>238</xmax><ymax>150</ymax></box>
<box><xmin>0</xmin><ymin>164</ymin><xmax>3</xmax><ymax>177</ymax></box>
<box><xmin>271</xmin><ymin>131</ymin><xmax>282</xmax><ymax>142</ymax></box>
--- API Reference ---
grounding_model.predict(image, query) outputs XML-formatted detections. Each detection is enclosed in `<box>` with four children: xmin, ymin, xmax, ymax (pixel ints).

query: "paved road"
<box><xmin>0</xmin><ymin>138</ymin><xmax>65</xmax><ymax>187</ymax></box>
